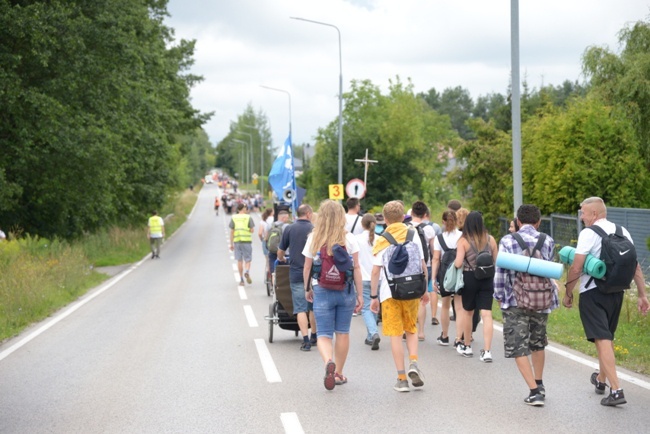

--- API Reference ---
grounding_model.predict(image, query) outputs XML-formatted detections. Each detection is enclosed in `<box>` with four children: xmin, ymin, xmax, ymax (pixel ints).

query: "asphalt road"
<box><xmin>1</xmin><ymin>184</ymin><xmax>649</xmax><ymax>433</ymax></box>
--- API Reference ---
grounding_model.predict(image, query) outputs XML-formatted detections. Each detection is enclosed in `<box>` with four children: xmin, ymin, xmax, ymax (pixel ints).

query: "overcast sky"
<box><xmin>164</xmin><ymin>0</ymin><xmax>650</xmax><ymax>152</ymax></box>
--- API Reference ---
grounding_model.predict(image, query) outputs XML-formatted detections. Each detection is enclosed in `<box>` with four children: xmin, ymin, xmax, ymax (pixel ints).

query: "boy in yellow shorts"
<box><xmin>370</xmin><ymin>201</ymin><xmax>429</xmax><ymax>392</ymax></box>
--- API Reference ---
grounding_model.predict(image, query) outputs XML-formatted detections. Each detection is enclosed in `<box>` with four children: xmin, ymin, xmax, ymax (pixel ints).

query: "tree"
<box><xmin>215</xmin><ymin>104</ymin><xmax>272</xmax><ymax>186</ymax></box>
<box><xmin>420</xmin><ymin>86</ymin><xmax>475</xmax><ymax>140</ymax></box>
<box><xmin>522</xmin><ymin>96</ymin><xmax>650</xmax><ymax>213</ymax></box>
<box><xmin>0</xmin><ymin>0</ymin><xmax>209</xmax><ymax>238</ymax></box>
<box><xmin>450</xmin><ymin>118</ymin><xmax>513</xmax><ymax>230</ymax></box>
<box><xmin>306</xmin><ymin>77</ymin><xmax>456</xmax><ymax>210</ymax></box>
<box><xmin>583</xmin><ymin>18</ymin><xmax>650</xmax><ymax>170</ymax></box>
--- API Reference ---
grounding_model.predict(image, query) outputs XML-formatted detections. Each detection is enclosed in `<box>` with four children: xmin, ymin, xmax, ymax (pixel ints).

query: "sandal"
<box><xmin>324</xmin><ymin>360</ymin><xmax>336</xmax><ymax>390</ymax></box>
<box><xmin>334</xmin><ymin>372</ymin><xmax>348</xmax><ymax>385</ymax></box>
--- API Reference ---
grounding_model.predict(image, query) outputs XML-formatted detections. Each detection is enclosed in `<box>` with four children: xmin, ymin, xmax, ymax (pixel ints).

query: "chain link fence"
<box><xmin>498</xmin><ymin>208</ymin><xmax>650</xmax><ymax>274</ymax></box>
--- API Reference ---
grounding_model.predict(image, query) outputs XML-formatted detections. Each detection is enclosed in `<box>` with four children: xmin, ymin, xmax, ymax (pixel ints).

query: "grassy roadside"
<box><xmin>491</xmin><ymin>279</ymin><xmax>650</xmax><ymax>375</ymax></box>
<box><xmin>0</xmin><ymin>188</ymin><xmax>198</xmax><ymax>342</ymax></box>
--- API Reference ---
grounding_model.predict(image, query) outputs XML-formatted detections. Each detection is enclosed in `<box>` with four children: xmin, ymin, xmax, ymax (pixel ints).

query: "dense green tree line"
<box><xmin>0</xmin><ymin>0</ymin><xmax>212</xmax><ymax>239</ymax></box>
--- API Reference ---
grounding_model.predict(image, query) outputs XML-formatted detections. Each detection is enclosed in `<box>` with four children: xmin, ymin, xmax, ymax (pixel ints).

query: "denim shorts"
<box><xmin>290</xmin><ymin>281</ymin><xmax>310</xmax><ymax>314</ymax></box>
<box><xmin>312</xmin><ymin>284</ymin><xmax>357</xmax><ymax>339</ymax></box>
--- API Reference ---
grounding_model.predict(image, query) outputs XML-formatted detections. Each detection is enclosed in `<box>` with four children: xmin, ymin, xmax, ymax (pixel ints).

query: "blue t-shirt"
<box><xmin>278</xmin><ymin>219</ymin><xmax>314</xmax><ymax>283</ymax></box>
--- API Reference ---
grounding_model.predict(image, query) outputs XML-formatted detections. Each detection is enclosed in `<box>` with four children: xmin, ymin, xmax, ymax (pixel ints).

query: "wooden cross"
<box><xmin>354</xmin><ymin>148</ymin><xmax>378</xmax><ymax>187</ymax></box>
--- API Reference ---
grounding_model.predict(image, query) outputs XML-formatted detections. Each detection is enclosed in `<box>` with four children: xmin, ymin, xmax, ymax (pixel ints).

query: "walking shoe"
<box><xmin>590</xmin><ymin>372</ymin><xmax>606</xmax><ymax>395</ymax></box>
<box><xmin>309</xmin><ymin>335</ymin><xmax>318</xmax><ymax>345</ymax></box>
<box><xmin>479</xmin><ymin>349</ymin><xmax>493</xmax><ymax>363</ymax></box>
<box><xmin>457</xmin><ymin>344</ymin><xmax>473</xmax><ymax>357</ymax></box>
<box><xmin>300</xmin><ymin>342</ymin><xmax>311</xmax><ymax>351</ymax></box>
<box><xmin>538</xmin><ymin>383</ymin><xmax>546</xmax><ymax>397</ymax></box>
<box><xmin>244</xmin><ymin>272</ymin><xmax>252</xmax><ymax>284</ymax></box>
<box><xmin>324</xmin><ymin>360</ymin><xmax>336</xmax><ymax>391</ymax></box>
<box><xmin>453</xmin><ymin>340</ymin><xmax>463</xmax><ymax>349</ymax></box>
<box><xmin>239</xmin><ymin>279</ymin><xmax>245</xmax><ymax>286</ymax></box>
<box><xmin>151</xmin><ymin>253</ymin><xmax>155</xmax><ymax>259</ymax></box>
<box><xmin>601</xmin><ymin>388</ymin><xmax>626</xmax><ymax>406</ymax></box>
<box><xmin>393</xmin><ymin>379</ymin><xmax>410</xmax><ymax>392</ymax></box>
<box><xmin>431</xmin><ymin>317</ymin><xmax>439</xmax><ymax>325</ymax></box>
<box><xmin>524</xmin><ymin>393</ymin><xmax>545</xmax><ymax>406</ymax></box>
<box><xmin>407</xmin><ymin>363</ymin><xmax>424</xmax><ymax>387</ymax></box>
<box><xmin>436</xmin><ymin>333</ymin><xmax>449</xmax><ymax>346</ymax></box>
<box><xmin>371</xmin><ymin>333</ymin><xmax>380</xmax><ymax>350</ymax></box>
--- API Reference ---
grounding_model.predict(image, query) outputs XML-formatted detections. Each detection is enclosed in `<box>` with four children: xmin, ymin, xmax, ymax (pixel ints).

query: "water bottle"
<box><xmin>313</xmin><ymin>252</ymin><xmax>322</xmax><ymax>275</ymax></box>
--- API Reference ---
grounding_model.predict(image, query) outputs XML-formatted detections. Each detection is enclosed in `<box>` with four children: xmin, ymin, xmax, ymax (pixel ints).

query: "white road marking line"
<box><xmin>254</xmin><ymin>338</ymin><xmax>282</xmax><ymax>383</ymax></box>
<box><xmin>280</xmin><ymin>413</ymin><xmax>304</xmax><ymax>434</ymax></box>
<box><xmin>234</xmin><ymin>273</ymin><xmax>241</xmax><ymax>283</ymax></box>
<box><xmin>232</xmin><ymin>264</ymin><xmax>238</xmax><ymax>271</ymax></box>
<box><xmin>0</xmin><ymin>258</ymin><xmax>146</xmax><ymax>362</ymax></box>
<box><xmin>238</xmin><ymin>285</ymin><xmax>247</xmax><ymax>300</ymax></box>
<box><xmin>244</xmin><ymin>305</ymin><xmax>258</xmax><ymax>327</ymax></box>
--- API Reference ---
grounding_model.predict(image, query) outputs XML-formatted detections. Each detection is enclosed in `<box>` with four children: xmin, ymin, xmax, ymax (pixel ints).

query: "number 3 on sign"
<box><xmin>329</xmin><ymin>184</ymin><xmax>344</xmax><ymax>200</ymax></box>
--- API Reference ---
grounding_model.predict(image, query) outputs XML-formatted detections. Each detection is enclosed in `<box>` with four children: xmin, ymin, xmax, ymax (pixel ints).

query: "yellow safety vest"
<box><xmin>148</xmin><ymin>216</ymin><xmax>164</xmax><ymax>236</ymax></box>
<box><xmin>232</xmin><ymin>214</ymin><xmax>252</xmax><ymax>243</ymax></box>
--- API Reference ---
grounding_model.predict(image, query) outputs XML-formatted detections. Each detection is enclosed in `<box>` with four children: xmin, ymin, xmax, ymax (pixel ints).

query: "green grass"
<box><xmin>492</xmin><ymin>282</ymin><xmax>650</xmax><ymax>375</ymax></box>
<box><xmin>0</xmin><ymin>188</ymin><xmax>198</xmax><ymax>342</ymax></box>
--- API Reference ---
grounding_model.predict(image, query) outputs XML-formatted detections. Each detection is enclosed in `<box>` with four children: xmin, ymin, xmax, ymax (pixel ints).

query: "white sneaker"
<box><xmin>458</xmin><ymin>344</ymin><xmax>473</xmax><ymax>358</ymax></box>
<box><xmin>480</xmin><ymin>349</ymin><xmax>493</xmax><ymax>363</ymax></box>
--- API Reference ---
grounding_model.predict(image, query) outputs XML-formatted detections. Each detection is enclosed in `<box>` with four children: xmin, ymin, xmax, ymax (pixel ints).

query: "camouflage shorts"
<box><xmin>502</xmin><ymin>308</ymin><xmax>549</xmax><ymax>358</ymax></box>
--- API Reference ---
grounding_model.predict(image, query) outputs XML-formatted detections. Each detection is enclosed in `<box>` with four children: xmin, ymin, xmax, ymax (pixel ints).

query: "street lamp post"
<box><xmin>236</xmin><ymin>131</ymin><xmax>253</xmax><ymax>184</ymax></box>
<box><xmin>233</xmin><ymin>139</ymin><xmax>247</xmax><ymax>183</ymax></box>
<box><xmin>260</xmin><ymin>85</ymin><xmax>293</xmax><ymax>201</ymax></box>
<box><xmin>242</xmin><ymin>124</ymin><xmax>262</xmax><ymax>197</ymax></box>
<box><xmin>290</xmin><ymin>16</ymin><xmax>343</xmax><ymax>186</ymax></box>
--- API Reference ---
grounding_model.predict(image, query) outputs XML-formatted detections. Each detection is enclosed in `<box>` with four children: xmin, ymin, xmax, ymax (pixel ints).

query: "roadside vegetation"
<box><xmin>0</xmin><ymin>189</ymin><xmax>198</xmax><ymax>342</ymax></box>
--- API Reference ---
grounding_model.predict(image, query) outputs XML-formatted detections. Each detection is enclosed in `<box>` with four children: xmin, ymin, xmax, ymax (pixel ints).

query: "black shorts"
<box><xmin>458</xmin><ymin>271</ymin><xmax>494</xmax><ymax>311</ymax></box>
<box><xmin>578</xmin><ymin>288</ymin><xmax>624</xmax><ymax>342</ymax></box>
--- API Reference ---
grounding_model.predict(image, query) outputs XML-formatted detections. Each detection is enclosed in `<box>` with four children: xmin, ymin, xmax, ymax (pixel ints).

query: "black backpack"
<box><xmin>436</xmin><ymin>234</ymin><xmax>457</xmax><ymax>292</ymax></box>
<box><xmin>469</xmin><ymin>241</ymin><xmax>495</xmax><ymax>280</ymax></box>
<box><xmin>587</xmin><ymin>225</ymin><xmax>637</xmax><ymax>293</ymax></box>
<box><xmin>415</xmin><ymin>223</ymin><xmax>431</xmax><ymax>264</ymax></box>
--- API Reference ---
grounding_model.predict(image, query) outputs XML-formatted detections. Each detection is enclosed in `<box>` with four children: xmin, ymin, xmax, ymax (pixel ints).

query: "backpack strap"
<box><xmin>382</xmin><ymin>228</ymin><xmax>415</xmax><ymax>246</ymax></box>
<box><xmin>512</xmin><ymin>232</ymin><xmax>547</xmax><ymax>256</ymax></box>
<box><xmin>437</xmin><ymin>233</ymin><xmax>450</xmax><ymax>252</ymax></box>
<box><xmin>381</xmin><ymin>231</ymin><xmax>399</xmax><ymax>246</ymax></box>
<box><xmin>350</xmin><ymin>214</ymin><xmax>360</xmax><ymax>233</ymax></box>
<box><xmin>587</xmin><ymin>224</ymin><xmax>607</xmax><ymax>239</ymax></box>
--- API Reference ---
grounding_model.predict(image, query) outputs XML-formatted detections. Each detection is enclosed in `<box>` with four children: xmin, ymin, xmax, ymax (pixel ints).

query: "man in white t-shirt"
<box><xmin>564</xmin><ymin>197</ymin><xmax>648</xmax><ymax>407</ymax></box>
<box><xmin>344</xmin><ymin>198</ymin><xmax>363</xmax><ymax>235</ymax></box>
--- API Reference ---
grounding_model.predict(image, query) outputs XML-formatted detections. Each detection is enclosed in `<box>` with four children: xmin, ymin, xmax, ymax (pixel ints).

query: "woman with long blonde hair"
<box><xmin>303</xmin><ymin>200</ymin><xmax>363</xmax><ymax>390</ymax></box>
<box><xmin>356</xmin><ymin>213</ymin><xmax>381</xmax><ymax>350</ymax></box>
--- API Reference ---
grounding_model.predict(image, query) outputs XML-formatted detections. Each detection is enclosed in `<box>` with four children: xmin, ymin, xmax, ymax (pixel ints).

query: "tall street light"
<box><xmin>233</xmin><ymin>139</ymin><xmax>247</xmax><ymax>182</ymax></box>
<box><xmin>243</xmin><ymin>123</ymin><xmax>263</xmax><ymax>197</ymax></box>
<box><xmin>511</xmin><ymin>0</ymin><xmax>523</xmax><ymax>214</ymax></box>
<box><xmin>236</xmin><ymin>131</ymin><xmax>253</xmax><ymax>184</ymax></box>
<box><xmin>260</xmin><ymin>85</ymin><xmax>292</xmax><ymax>201</ymax></box>
<box><xmin>290</xmin><ymin>16</ymin><xmax>343</xmax><ymax>186</ymax></box>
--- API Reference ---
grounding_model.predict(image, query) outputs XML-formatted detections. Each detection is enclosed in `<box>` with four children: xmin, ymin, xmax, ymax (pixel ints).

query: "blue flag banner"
<box><xmin>268</xmin><ymin>134</ymin><xmax>296</xmax><ymax>207</ymax></box>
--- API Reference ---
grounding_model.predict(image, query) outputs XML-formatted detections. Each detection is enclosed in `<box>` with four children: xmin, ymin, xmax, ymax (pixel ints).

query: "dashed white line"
<box><xmin>238</xmin><ymin>285</ymin><xmax>248</xmax><ymax>300</ymax></box>
<box><xmin>280</xmin><ymin>413</ymin><xmax>304</xmax><ymax>434</ymax></box>
<box><xmin>244</xmin><ymin>305</ymin><xmax>258</xmax><ymax>327</ymax></box>
<box><xmin>254</xmin><ymin>338</ymin><xmax>282</xmax><ymax>383</ymax></box>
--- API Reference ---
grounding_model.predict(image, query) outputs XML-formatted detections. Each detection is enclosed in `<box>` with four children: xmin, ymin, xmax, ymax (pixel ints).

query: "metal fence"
<box><xmin>499</xmin><ymin>207</ymin><xmax>650</xmax><ymax>273</ymax></box>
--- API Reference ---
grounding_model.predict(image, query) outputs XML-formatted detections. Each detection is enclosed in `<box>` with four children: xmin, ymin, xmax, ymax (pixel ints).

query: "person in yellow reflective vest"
<box><xmin>147</xmin><ymin>210</ymin><xmax>165</xmax><ymax>259</ymax></box>
<box><xmin>230</xmin><ymin>203</ymin><xmax>255</xmax><ymax>285</ymax></box>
